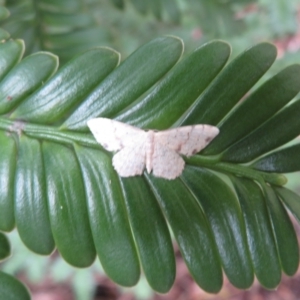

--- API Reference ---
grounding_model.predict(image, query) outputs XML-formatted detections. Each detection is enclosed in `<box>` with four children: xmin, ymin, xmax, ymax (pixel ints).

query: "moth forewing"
<box><xmin>154</xmin><ymin>125</ymin><xmax>220</xmax><ymax>157</ymax></box>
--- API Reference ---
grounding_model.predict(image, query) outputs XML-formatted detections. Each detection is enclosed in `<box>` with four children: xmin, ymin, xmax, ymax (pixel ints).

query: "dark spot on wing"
<box><xmin>118</xmin><ymin>139</ymin><xmax>124</xmax><ymax>148</ymax></box>
<box><xmin>176</xmin><ymin>144</ymin><xmax>182</xmax><ymax>152</ymax></box>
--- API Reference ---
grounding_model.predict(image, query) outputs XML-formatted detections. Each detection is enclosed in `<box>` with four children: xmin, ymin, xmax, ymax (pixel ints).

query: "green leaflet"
<box><xmin>181</xmin><ymin>42</ymin><xmax>277</xmax><ymax>126</ymax></box>
<box><xmin>120</xmin><ymin>177</ymin><xmax>175</xmax><ymax>293</ymax></box>
<box><xmin>117</xmin><ymin>40</ymin><xmax>230</xmax><ymax>129</ymax></box>
<box><xmin>0</xmin><ymin>271</ymin><xmax>31</xmax><ymax>300</ymax></box>
<box><xmin>42</xmin><ymin>141</ymin><xmax>96</xmax><ymax>267</ymax></box>
<box><xmin>182</xmin><ymin>167</ymin><xmax>254</xmax><ymax>289</ymax></box>
<box><xmin>12</xmin><ymin>48</ymin><xmax>120</xmax><ymax>123</ymax></box>
<box><xmin>62</xmin><ymin>36</ymin><xmax>184</xmax><ymax>130</ymax></box>
<box><xmin>252</xmin><ymin>144</ymin><xmax>300</xmax><ymax>172</ymax></box>
<box><xmin>0</xmin><ymin>28</ymin><xmax>10</xmax><ymax>40</ymax></box>
<box><xmin>0</xmin><ymin>131</ymin><xmax>16</xmax><ymax>232</ymax></box>
<box><xmin>0</xmin><ymin>40</ymin><xmax>24</xmax><ymax>81</ymax></box>
<box><xmin>146</xmin><ymin>174</ymin><xmax>223</xmax><ymax>293</ymax></box>
<box><xmin>222</xmin><ymin>98</ymin><xmax>300</xmax><ymax>162</ymax></box>
<box><xmin>275</xmin><ymin>187</ymin><xmax>300</xmax><ymax>223</ymax></box>
<box><xmin>204</xmin><ymin>64</ymin><xmax>300</xmax><ymax>155</ymax></box>
<box><xmin>0</xmin><ymin>232</ymin><xmax>10</xmax><ymax>261</ymax></box>
<box><xmin>263</xmin><ymin>185</ymin><xmax>299</xmax><ymax>276</ymax></box>
<box><xmin>0</xmin><ymin>6</ymin><xmax>10</xmax><ymax>21</ymax></box>
<box><xmin>15</xmin><ymin>135</ymin><xmax>54</xmax><ymax>255</ymax></box>
<box><xmin>75</xmin><ymin>146</ymin><xmax>140</xmax><ymax>287</ymax></box>
<box><xmin>46</xmin><ymin>27</ymin><xmax>110</xmax><ymax>52</ymax></box>
<box><xmin>0</xmin><ymin>52</ymin><xmax>58</xmax><ymax>114</ymax></box>
<box><xmin>231</xmin><ymin>177</ymin><xmax>281</xmax><ymax>289</ymax></box>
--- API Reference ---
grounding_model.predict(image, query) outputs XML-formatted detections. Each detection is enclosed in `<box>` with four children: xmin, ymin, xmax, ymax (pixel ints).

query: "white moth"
<box><xmin>87</xmin><ymin>118</ymin><xmax>219</xmax><ymax>180</ymax></box>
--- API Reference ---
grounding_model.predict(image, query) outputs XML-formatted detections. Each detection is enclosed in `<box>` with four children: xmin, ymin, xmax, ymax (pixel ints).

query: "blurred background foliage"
<box><xmin>1</xmin><ymin>0</ymin><xmax>300</xmax><ymax>299</ymax></box>
<box><xmin>0</xmin><ymin>0</ymin><xmax>300</xmax><ymax>64</ymax></box>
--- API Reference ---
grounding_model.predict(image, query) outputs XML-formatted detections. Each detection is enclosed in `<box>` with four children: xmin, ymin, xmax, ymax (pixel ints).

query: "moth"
<box><xmin>87</xmin><ymin>118</ymin><xmax>219</xmax><ymax>180</ymax></box>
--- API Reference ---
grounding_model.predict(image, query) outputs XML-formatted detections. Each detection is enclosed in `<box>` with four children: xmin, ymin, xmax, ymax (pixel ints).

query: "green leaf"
<box><xmin>222</xmin><ymin>98</ymin><xmax>300</xmax><ymax>162</ymax></box>
<box><xmin>15</xmin><ymin>135</ymin><xmax>54</xmax><ymax>255</ymax></box>
<box><xmin>12</xmin><ymin>48</ymin><xmax>120</xmax><ymax>123</ymax></box>
<box><xmin>146</xmin><ymin>174</ymin><xmax>223</xmax><ymax>293</ymax></box>
<box><xmin>263</xmin><ymin>185</ymin><xmax>299</xmax><ymax>276</ymax></box>
<box><xmin>45</xmin><ymin>27</ymin><xmax>110</xmax><ymax>50</ymax></box>
<box><xmin>0</xmin><ymin>6</ymin><xmax>9</xmax><ymax>21</ymax></box>
<box><xmin>231</xmin><ymin>177</ymin><xmax>281</xmax><ymax>289</ymax></box>
<box><xmin>117</xmin><ymin>40</ymin><xmax>230</xmax><ymax>128</ymax></box>
<box><xmin>252</xmin><ymin>144</ymin><xmax>300</xmax><ymax>172</ymax></box>
<box><xmin>120</xmin><ymin>177</ymin><xmax>175</xmax><ymax>293</ymax></box>
<box><xmin>0</xmin><ymin>131</ymin><xmax>16</xmax><ymax>232</ymax></box>
<box><xmin>75</xmin><ymin>146</ymin><xmax>140</xmax><ymax>286</ymax></box>
<box><xmin>62</xmin><ymin>36</ymin><xmax>184</xmax><ymax>131</ymax></box>
<box><xmin>0</xmin><ymin>232</ymin><xmax>10</xmax><ymax>261</ymax></box>
<box><xmin>182</xmin><ymin>167</ymin><xmax>254</xmax><ymax>289</ymax></box>
<box><xmin>0</xmin><ymin>52</ymin><xmax>58</xmax><ymax>114</ymax></box>
<box><xmin>0</xmin><ymin>40</ymin><xmax>24</xmax><ymax>81</ymax></box>
<box><xmin>42</xmin><ymin>141</ymin><xmax>96</xmax><ymax>267</ymax></box>
<box><xmin>182</xmin><ymin>43</ymin><xmax>277</xmax><ymax>126</ymax></box>
<box><xmin>0</xmin><ymin>28</ymin><xmax>10</xmax><ymax>40</ymax></box>
<box><xmin>204</xmin><ymin>64</ymin><xmax>300</xmax><ymax>155</ymax></box>
<box><xmin>0</xmin><ymin>271</ymin><xmax>30</xmax><ymax>300</ymax></box>
<box><xmin>275</xmin><ymin>186</ymin><xmax>300</xmax><ymax>223</ymax></box>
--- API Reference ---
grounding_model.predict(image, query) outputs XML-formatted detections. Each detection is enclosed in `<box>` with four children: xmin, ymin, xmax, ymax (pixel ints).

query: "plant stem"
<box><xmin>0</xmin><ymin>117</ymin><xmax>99</xmax><ymax>148</ymax></box>
<box><xmin>187</xmin><ymin>155</ymin><xmax>287</xmax><ymax>186</ymax></box>
<box><xmin>0</xmin><ymin>117</ymin><xmax>288</xmax><ymax>186</ymax></box>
